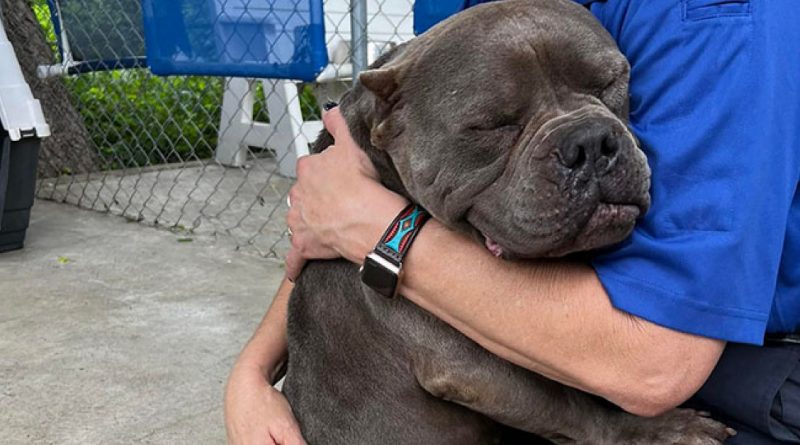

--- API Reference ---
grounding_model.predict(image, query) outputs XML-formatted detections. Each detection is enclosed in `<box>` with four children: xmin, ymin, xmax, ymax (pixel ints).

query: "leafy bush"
<box><xmin>67</xmin><ymin>71</ymin><xmax>223</xmax><ymax>169</ymax></box>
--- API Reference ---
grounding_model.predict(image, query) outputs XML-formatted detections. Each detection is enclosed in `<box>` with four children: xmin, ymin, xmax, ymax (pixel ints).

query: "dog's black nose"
<box><xmin>558</xmin><ymin>123</ymin><xmax>620</xmax><ymax>174</ymax></box>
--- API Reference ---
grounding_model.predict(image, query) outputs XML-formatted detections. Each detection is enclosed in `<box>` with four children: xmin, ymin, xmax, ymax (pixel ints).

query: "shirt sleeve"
<box><xmin>587</xmin><ymin>0</ymin><xmax>800</xmax><ymax>345</ymax></box>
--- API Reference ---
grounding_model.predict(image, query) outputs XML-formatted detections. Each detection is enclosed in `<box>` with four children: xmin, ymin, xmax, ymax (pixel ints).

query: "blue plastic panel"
<box><xmin>141</xmin><ymin>0</ymin><xmax>328</xmax><ymax>81</ymax></box>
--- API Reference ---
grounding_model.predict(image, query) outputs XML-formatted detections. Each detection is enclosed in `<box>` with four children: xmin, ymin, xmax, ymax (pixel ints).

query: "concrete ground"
<box><xmin>0</xmin><ymin>200</ymin><xmax>285</xmax><ymax>444</ymax></box>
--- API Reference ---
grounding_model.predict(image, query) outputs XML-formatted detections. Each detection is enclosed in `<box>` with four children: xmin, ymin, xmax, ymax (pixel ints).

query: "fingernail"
<box><xmin>322</xmin><ymin>101</ymin><xmax>338</xmax><ymax>111</ymax></box>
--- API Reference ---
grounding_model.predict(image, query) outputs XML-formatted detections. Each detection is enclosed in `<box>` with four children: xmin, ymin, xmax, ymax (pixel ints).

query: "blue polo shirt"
<box><xmin>579</xmin><ymin>0</ymin><xmax>800</xmax><ymax>345</ymax></box>
<box><xmin>416</xmin><ymin>0</ymin><xmax>800</xmax><ymax>345</ymax></box>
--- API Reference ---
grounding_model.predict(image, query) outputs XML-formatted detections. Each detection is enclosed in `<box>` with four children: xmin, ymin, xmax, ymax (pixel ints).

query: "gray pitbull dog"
<box><xmin>282</xmin><ymin>1</ymin><xmax>733</xmax><ymax>444</ymax></box>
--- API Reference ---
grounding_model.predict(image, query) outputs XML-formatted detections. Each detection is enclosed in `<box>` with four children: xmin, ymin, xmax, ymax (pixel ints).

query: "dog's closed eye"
<box><xmin>466</xmin><ymin>123</ymin><xmax>521</xmax><ymax>132</ymax></box>
<box><xmin>465</xmin><ymin>113</ymin><xmax>522</xmax><ymax>132</ymax></box>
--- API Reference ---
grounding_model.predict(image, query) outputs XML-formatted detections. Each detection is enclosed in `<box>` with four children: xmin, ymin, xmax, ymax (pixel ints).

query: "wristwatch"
<box><xmin>359</xmin><ymin>204</ymin><xmax>431</xmax><ymax>298</ymax></box>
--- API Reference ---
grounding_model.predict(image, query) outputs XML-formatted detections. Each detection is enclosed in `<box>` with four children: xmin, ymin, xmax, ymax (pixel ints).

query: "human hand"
<box><xmin>284</xmin><ymin>106</ymin><xmax>407</xmax><ymax>280</ymax></box>
<box><xmin>224</xmin><ymin>363</ymin><xmax>306</xmax><ymax>445</ymax></box>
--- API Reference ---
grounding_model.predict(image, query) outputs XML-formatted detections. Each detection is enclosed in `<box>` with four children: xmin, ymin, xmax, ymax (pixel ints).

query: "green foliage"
<box><xmin>66</xmin><ymin>71</ymin><xmax>223</xmax><ymax>169</ymax></box>
<box><xmin>300</xmin><ymin>84</ymin><xmax>322</xmax><ymax>120</ymax></box>
<box><xmin>32</xmin><ymin>0</ymin><xmax>58</xmax><ymax>57</ymax></box>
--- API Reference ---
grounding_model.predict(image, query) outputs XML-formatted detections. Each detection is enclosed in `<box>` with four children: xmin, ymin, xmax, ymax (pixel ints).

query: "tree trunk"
<box><xmin>1</xmin><ymin>0</ymin><xmax>99</xmax><ymax>178</ymax></box>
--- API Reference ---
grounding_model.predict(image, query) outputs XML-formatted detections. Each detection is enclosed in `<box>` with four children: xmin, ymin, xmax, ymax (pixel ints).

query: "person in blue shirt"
<box><xmin>224</xmin><ymin>1</ymin><xmax>800</xmax><ymax>444</ymax></box>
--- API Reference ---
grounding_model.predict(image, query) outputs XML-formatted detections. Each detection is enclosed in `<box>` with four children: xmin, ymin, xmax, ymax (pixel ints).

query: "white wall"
<box><xmin>323</xmin><ymin>0</ymin><xmax>415</xmax><ymax>46</ymax></box>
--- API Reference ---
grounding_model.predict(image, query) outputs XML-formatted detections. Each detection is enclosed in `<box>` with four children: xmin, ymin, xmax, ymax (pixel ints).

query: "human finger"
<box><xmin>321</xmin><ymin>105</ymin><xmax>355</xmax><ymax>146</ymax></box>
<box><xmin>284</xmin><ymin>246</ymin><xmax>306</xmax><ymax>282</ymax></box>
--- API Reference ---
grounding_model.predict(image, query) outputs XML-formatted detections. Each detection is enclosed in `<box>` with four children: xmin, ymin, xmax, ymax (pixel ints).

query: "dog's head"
<box><xmin>341</xmin><ymin>0</ymin><xmax>650</xmax><ymax>259</ymax></box>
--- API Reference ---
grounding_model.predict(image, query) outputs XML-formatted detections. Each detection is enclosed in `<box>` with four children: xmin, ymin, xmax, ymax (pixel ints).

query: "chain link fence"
<box><xmin>10</xmin><ymin>0</ymin><xmax>414</xmax><ymax>259</ymax></box>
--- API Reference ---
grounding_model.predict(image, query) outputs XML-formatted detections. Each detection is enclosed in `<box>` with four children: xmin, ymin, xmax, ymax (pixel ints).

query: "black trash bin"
<box><xmin>0</xmin><ymin>128</ymin><xmax>40</xmax><ymax>253</ymax></box>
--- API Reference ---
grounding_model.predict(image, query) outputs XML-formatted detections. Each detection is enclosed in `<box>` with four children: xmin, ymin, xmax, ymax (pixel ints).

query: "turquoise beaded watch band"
<box><xmin>359</xmin><ymin>204</ymin><xmax>430</xmax><ymax>298</ymax></box>
<box><xmin>375</xmin><ymin>204</ymin><xmax>431</xmax><ymax>265</ymax></box>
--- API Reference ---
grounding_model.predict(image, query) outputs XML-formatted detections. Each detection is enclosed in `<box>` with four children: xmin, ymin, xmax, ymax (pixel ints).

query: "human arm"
<box><xmin>224</xmin><ymin>278</ymin><xmax>307</xmax><ymax>445</ymax></box>
<box><xmin>285</xmin><ymin>108</ymin><xmax>725</xmax><ymax>417</ymax></box>
<box><xmin>399</xmin><ymin>222</ymin><xmax>725</xmax><ymax>417</ymax></box>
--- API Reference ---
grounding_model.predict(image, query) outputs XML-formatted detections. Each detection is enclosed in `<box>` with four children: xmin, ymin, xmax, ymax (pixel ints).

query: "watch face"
<box><xmin>360</xmin><ymin>255</ymin><xmax>399</xmax><ymax>298</ymax></box>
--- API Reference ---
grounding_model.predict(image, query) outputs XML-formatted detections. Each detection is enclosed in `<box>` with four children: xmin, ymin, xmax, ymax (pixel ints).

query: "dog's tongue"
<box><xmin>484</xmin><ymin>236</ymin><xmax>504</xmax><ymax>257</ymax></box>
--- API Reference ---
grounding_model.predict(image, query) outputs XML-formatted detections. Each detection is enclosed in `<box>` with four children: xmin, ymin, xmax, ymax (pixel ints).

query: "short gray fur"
<box><xmin>283</xmin><ymin>1</ymin><xmax>734</xmax><ymax>444</ymax></box>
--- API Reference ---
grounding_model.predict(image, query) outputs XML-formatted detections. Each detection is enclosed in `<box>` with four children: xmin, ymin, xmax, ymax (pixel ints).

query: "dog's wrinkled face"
<box><xmin>352</xmin><ymin>0</ymin><xmax>650</xmax><ymax>258</ymax></box>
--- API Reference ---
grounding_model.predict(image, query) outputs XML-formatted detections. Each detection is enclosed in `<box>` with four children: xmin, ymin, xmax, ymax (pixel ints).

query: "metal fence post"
<box><xmin>350</xmin><ymin>0</ymin><xmax>368</xmax><ymax>84</ymax></box>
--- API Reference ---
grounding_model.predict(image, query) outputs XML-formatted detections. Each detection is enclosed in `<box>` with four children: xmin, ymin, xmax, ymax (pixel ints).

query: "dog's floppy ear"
<box><xmin>356</xmin><ymin>44</ymin><xmax>412</xmax><ymax>148</ymax></box>
<box><xmin>359</xmin><ymin>67</ymin><xmax>402</xmax><ymax>103</ymax></box>
<box><xmin>358</xmin><ymin>66</ymin><xmax>407</xmax><ymax>148</ymax></box>
<box><xmin>358</xmin><ymin>41</ymin><xmax>412</xmax><ymax>103</ymax></box>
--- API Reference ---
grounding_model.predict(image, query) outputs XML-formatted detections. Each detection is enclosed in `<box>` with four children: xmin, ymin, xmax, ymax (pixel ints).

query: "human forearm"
<box><xmin>332</xmin><ymin>211</ymin><xmax>722</xmax><ymax>415</ymax></box>
<box><xmin>225</xmin><ymin>278</ymin><xmax>307</xmax><ymax>445</ymax></box>
<box><xmin>285</xmin><ymin>108</ymin><xmax>724</xmax><ymax>416</ymax></box>
<box><xmin>398</xmin><ymin>221</ymin><xmax>724</xmax><ymax>415</ymax></box>
<box><xmin>233</xmin><ymin>278</ymin><xmax>294</xmax><ymax>383</ymax></box>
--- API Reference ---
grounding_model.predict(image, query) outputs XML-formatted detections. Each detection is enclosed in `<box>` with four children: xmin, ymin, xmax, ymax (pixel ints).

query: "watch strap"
<box><xmin>375</xmin><ymin>204</ymin><xmax>431</xmax><ymax>265</ymax></box>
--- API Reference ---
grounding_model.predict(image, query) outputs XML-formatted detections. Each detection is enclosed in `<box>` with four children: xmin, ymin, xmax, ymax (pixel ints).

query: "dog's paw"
<box><xmin>619</xmin><ymin>408</ymin><xmax>735</xmax><ymax>445</ymax></box>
